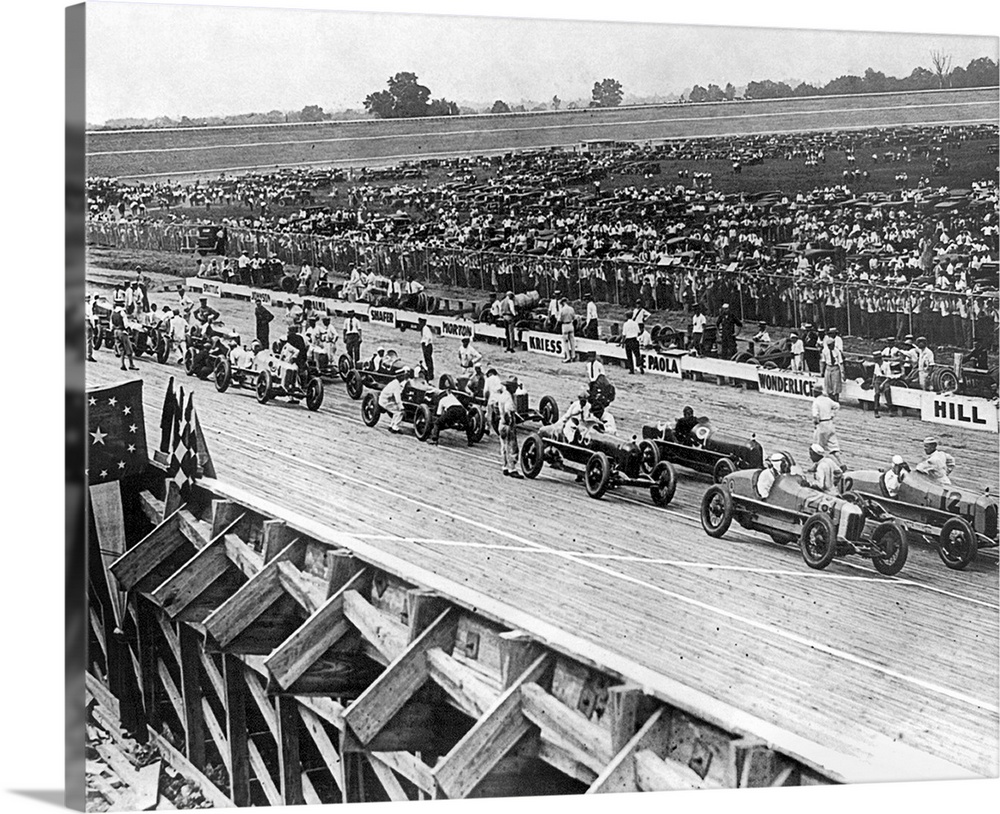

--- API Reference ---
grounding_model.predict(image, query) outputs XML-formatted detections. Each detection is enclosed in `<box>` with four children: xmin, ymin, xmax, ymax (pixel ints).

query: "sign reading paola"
<box><xmin>368</xmin><ymin>307</ymin><xmax>396</xmax><ymax>327</ymax></box>
<box><xmin>441</xmin><ymin>318</ymin><xmax>475</xmax><ymax>340</ymax></box>
<box><xmin>643</xmin><ymin>351</ymin><xmax>682</xmax><ymax>379</ymax></box>
<box><xmin>921</xmin><ymin>393</ymin><xmax>998</xmax><ymax>433</ymax></box>
<box><xmin>526</xmin><ymin>331</ymin><xmax>564</xmax><ymax>357</ymax></box>
<box><xmin>756</xmin><ymin>370</ymin><xmax>820</xmax><ymax>400</ymax></box>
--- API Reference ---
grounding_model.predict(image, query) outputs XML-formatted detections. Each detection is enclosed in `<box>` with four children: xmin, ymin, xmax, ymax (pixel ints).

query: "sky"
<box><xmin>85</xmin><ymin>1</ymin><xmax>999</xmax><ymax>123</ymax></box>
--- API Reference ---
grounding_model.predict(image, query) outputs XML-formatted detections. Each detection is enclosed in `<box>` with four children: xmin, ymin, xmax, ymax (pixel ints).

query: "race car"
<box><xmin>360</xmin><ymin>380</ymin><xmax>485</xmax><ymax>444</ymax></box>
<box><xmin>640</xmin><ymin>418</ymin><xmax>764</xmax><ymax>482</ymax></box>
<box><xmin>518</xmin><ymin>421</ymin><xmax>677</xmax><ymax>506</ymax></box>
<box><xmin>214</xmin><ymin>344</ymin><xmax>325</xmax><ymax>411</ymax></box>
<box><xmin>345</xmin><ymin>354</ymin><xmax>407</xmax><ymax>399</ymax></box>
<box><xmin>438</xmin><ymin>373</ymin><xmax>560</xmax><ymax>431</ymax></box>
<box><xmin>840</xmin><ymin>468</ymin><xmax>998</xmax><ymax>570</ymax></box>
<box><xmin>700</xmin><ymin>457</ymin><xmax>909</xmax><ymax>575</ymax></box>
<box><xmin>184</xmin><ymin>328</ymin><xmax>234</xmax><ymax>380</ymax></box>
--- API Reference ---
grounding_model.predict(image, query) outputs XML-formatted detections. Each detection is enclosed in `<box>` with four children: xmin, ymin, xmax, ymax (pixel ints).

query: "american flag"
<box><xmin>87</xmin><ymin>380</ymin><xmax>148</xmax><ymax>484</ymax></box>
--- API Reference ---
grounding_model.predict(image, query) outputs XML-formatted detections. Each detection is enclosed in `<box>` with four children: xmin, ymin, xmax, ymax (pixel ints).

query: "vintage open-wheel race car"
<box><xmin>518</xmin><ymin>421</ymin><xmax>678</xmax><ymax>506</ymax></box>
<box><xmin>360</xmin><ymin>380</ymin><xmax>485</xmax><ymax>444</ymax></box>
<box><xmin>344</xmin><ymin>356</ymin><xmax>408</xmax><ymax>399</ymax></box>
<box><xmin>640</xmin><ymin>418</ymin><xmax>764</xmax><ymax>483</ymax></box>
<box><xmin>700</xmin><ymin>457</ymin><xmax>910</xmax><ymax>575</ymax></box>
<box><xmin>213</xmin><ymin>345</ymin><xmax>324</xmax><ymax>411</ymax></box>
<box><xmin>840</xmin><ymin>468</ymin><xmax>998</xmax><ymax>570</ymax></box>
<box><xmin>183</xmin><ymin>331</ymin><xmax>233</xmax><ymax>380</ymax></box>
<box><xmin>437</xmin><ymin>373</ymin><xmax>560</xmax><ymax>431</ymax></box>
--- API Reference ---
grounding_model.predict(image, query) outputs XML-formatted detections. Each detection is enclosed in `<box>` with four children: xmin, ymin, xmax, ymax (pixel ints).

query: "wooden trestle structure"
<box><xmin>88</xmin><ymin>464</ymin><xmax>835</xmax><ymax>806</ymax></box>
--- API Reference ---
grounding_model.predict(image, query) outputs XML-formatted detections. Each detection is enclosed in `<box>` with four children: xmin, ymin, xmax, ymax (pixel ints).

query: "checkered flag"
<box><xmin>167</xmin><ymin>388</ymin><xmax>196</xmax><ymax>500</ymax></box>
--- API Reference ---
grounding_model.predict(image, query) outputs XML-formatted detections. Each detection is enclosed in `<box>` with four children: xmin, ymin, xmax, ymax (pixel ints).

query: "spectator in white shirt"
<box><xmin>915</xmin><ymin>337</ymin><xmax>935</xmax><ymax>389</ymax></box>
<box><xmin>420</xmin><ymin>318</ymin><xmax>435</xmax><ymax>379</ymax></box>
<box><xmin>789</xmin><ymin>331</ymin><xmax>805</xmax><ymax>372</ymax></box>
<box><xmin>691</xmin><ymin>306</ymin><xmax>707</xmax><ymax>354</ymax></box>
<box><xmin>621</xmin><ymin>316</ymin><xmax>642</xmax><ymax>374</ymax></box>
<box><xmin>584</xmin><ymin>296</ymin><xmax>599</xmax><ymax>339</ymax></box>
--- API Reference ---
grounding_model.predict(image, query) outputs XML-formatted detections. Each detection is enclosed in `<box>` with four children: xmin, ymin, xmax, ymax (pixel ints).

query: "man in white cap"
<box><xmin>820</xmin><ymin>330</ymin><xmax>845</xmax><ymax>402</ymax></box>
<box><xmin>914</xmin><ymin>437</ymin><xmax>954</xmax><ymax>484</ymax></box>
<box><xmin>915</xmin><ymin>337</ymin><xmax>935</xmax><ymax>390</ymax></box>
<box><xmin>378</xmin><ymin>367</ymin><xmax>411</xmax><ymax>434</ymax></box>
<box><xmin>808</xmin><ymin>443</ymin><xmax>839</xmax><ymax>494</ymax></box>
<box><xmin>884</xmin><ymin>455</ymin><xmax>910</xmax><ymax>497</ymax></box>
<box><xmin>457</xmin><ymin>336</ymin><xmax>483</xmax><ymax>373</ymax></box>
<box><xmin>810</xmin><ymin>382</ymin><xmax>843</xmax><ymax>465</ymax></box>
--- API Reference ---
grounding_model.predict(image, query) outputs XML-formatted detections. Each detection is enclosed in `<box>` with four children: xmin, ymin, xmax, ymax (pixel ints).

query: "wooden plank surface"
<box><xmin>86</xmin><ymin>299</ymin><xmax>999</xmax><ymax>784</ymax></box>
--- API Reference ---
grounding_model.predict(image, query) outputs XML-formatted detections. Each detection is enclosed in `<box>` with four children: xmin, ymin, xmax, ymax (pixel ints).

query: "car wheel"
<box><xmin>584</xmin><ymin>452</ymin><xmax>612</xmax><ymax>499</ymax></box>
<box><xmin>338</xmin><ymin>353</ymin><xmax>353</xmax><ymax>380</ymax></box>
<box><xmin>346</xmin><ymin>369</ymin><xmax>364</xmax><ymax>400</ymax></box>
<box><xmin>520</xmin><ymin>433</ymin><xmax>544</xmax><ymax>479</ymax></box>
<box><xmin>799</xmin><ymin>512</ymin><xmax>837</xmax><ymax>570</ymax></box>
<box><xmin>361</xmin><ymin>393</ymin><xmax>381</xmax><ymax>427</ymax></box>
<box><xmin>712</xmin><ymin>457</ymin><xmax>737</xmax><ymax>483</ymax></box>
<box><xmin>413</xmin><ymin>404</ymin><xmax>433</xmax><ymax>441</ymax></box>
<box><xmin>156</xmin><ymin>335</ymin><xmax>170</xmax><ymax>364</ymax></box>
<box><xmin>215</xmin><ymin>357</ymin><xmax>232</xmax><ymax>393</ymax></box>
<box><xmin>733</xmin><ymin>351</ymin><xmax>755</xmax><ymax>364</ymax></box>
<box><xmin>538</xmin><ymin>395</ymin><xmax>559</xmax><ymax>425</ymax></box>
<box><xmin>184</xmin><ymin>348</ymin><xmax>195</xmax><ymax>373</ymax></box>
<box><xmin>700</xmin><ymin>484</ymin><xmax>733</xmax><ymax>538</ymax></box>
<box><xmin>870</xmin><ymin>520</ymin><xmax>909</xmax><ymax>576</ymax></box>
<box><xmin>938</xmin><ymin>517</ymin><xmax>977</xmax><ymax>570</ymax></box>
<box><xmin>256</xmin><ymin>370</ymin><xmax>273</xmax><ymax>404</ymax></box>
<box><xmin>638</xmin><ymin>440</ymin><xmax>660</xmax><ymax>475</ymax></box>
<box><xmin>936</xmin><ymin>369</ymin><xmax>959</xmax><ymax>393</ymax></box>
<box><xmin>466</xmin><ymin>405</ymin><xmax>485</xmax><ymax>444</ymax></box>
<box><xmin>439</xmin><ymin>374</ymin><xmax>456</xmax><ymax>391</ymax></box>
<box><xmin>649</xmin><ymin>461</ymin><xmax>677</xmax><ymax>507</ymax></box>
<box><xmin>92</xmin><ymin>330</ymin><xmax>103</xmax><ymax>351</ymax></box>
<box><xmin>306</xmin><ymin>377</ymin><xmax>324</xmax><ymax>411</ymax></box>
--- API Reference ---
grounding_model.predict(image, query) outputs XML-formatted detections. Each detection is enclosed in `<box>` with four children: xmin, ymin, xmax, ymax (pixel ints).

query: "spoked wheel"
<box><xmin>519</xmin><ymin>433</ymin><xmax>544</xmax><ymax>479</ymax></box>
<box><xmin>936</xmin><ymin>369</ymin><xmax>959</xmax><ymax>393</ymax></box>
<box><xmin>439</xmin><ymin>374</ymin><xmax>456</xmax><ymax>391</ymax></box>
<box><xmin>700</xmin><ymin>484</ymin><xmax>733</xmax><ymax>538</ymax></box>
<box><xmin>214</xmin><ymin>357</ymin><xmax>232</xmax><ymax>392</ymax></box>
<box><xmin>305</xmin><ymin>377</ymin><xmax>324</xmax><ymax>411</ymax></box>
<box><xmin>712</xmin><ymin>457</ymin><xmax>737</xmax><ymax>483</ymax></box>
<box><xmin>649</xmin><ymin>461</ymin><xmax>677</xmax><ymax>507</ymax></box>
<box><xmin>466</xmin><ymin>405</ymin><xmax>485</xmax><ymax>444</ymax></box>
<box><xmin>870</xmin><ymin>520</ymin><xmax>909</xmax><ymax>576</ymax></box>
<box><xmin>184</xmin><ymin>348</ymin><xmax>195</xmax><ymax>373</ymax></box>
<box><xmin>256</xmin><ymin>370</ymin><xmax>273</xmax><ymax>404</ymax></box>
<box><xmin>346</xmin><ymin>370</ymin><xmax>364</xmax><ymax>400</ymax></box>
<box><xmin>584</xmin><ymin>452</ymin><xmax>612</xmax><ymax>499</ymax></box>
<box><xmin>92</xmin><ymin>330</ymin><xmax>104</xmax><ymax>351</ymax></box>
<box><xmin>156</xmin><ymin>335</ymin><xmax>170</xmax><ymax>364</ymax></box>
<box><xmin>413</xmin><ymin>404</ymin><xmax>433</xmax><ymax>441</ymax></box>
<box><xmin>799</xmin><ymin>512</ymin><xmax>837</xmax><ymax>570</ymax></box>
<box><xmin>638</xmin><ymin>440</ymin><xmax>660</xmax><ymax>475</ymax></box>
<box><xmin>938</xmin><ymin>516</ymin><xmax>977</xmax><ymax>570</ymax></box>
<box><xmin>361</xmin><ymin>393</ymin><xmax>381</xmax><ymax>427</ymax></box>
<box><xmin>337</xmin><ymin>354</ymin><xmax>353</xmax><ymax>380</ymax></box>
<box><xmin>538</xmin><ymin>395</ymin><xmax>560</xmax><ymax>425</ymax></box>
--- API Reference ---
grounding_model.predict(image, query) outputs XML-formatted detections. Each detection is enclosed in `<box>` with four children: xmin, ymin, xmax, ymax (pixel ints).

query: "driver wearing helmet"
<box><xmin>884</xmin><ymin>454</ymin><xmax>910</xmax><ymax>497</ymax></box>
<box><xmin>757</xmin><ymin>452</ymin><xmax>790</xmax><ymax>499</ymax></box>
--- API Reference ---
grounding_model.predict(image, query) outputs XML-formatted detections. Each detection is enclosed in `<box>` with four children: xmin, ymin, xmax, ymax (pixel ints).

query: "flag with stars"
<box><xmin>87</xmin><ymin>380</ymin><xmax>148</xmax><ymax>484</ymax></box>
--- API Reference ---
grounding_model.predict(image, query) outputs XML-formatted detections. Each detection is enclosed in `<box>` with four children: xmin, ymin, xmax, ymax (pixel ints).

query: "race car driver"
<box><xmin>674</xmin><ymin>406</ymin><xmax>700</xmax><ymax>445</ymax></box>
<box><xmin>884</xmin><ymin>454</ymin><xmax>910</xmax><ymax>497</ymax></box>
<box><xmin>808</xmin><ymin>443</ymin><xmax>840</xmax><ymax>494</ymax></box>
<box><xmin>590</xmin><ymin>404</ymin><xmax>617</xmax><ymax>436</ymax></box>
<box><xmin>914</xmin><ymin>437</ymin><xmax>954</xmax><ymax>485</ymax></box>
<box><xmin>756</xmin><ymin>452</ymin><xmax>789</xmax><ymax>500</ymax></box>
<box><xmin>559</xmin><ymin>390</ymin><xmax>592</xmax><ymax>444</ymax></box>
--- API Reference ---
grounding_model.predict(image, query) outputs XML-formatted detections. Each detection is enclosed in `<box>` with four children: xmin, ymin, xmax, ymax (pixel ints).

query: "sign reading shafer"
<box><xmin>756</xmin><ymin>370</ymin><xmax>820</xmax><ymax>400</ymax></box>
<box><xmin>368</xmin><ymin>307</ymin><xmax>396</xmax><ymax>327</ymax></box>
<box><xmin>526</xmin><ymin>331</ymin><xmax>563</xmax><ymax>357</ymax></box>
<box><xmin>921</xmin><ymin>392</ymin><xmax>998</xmax><ymax>433</ymax></box>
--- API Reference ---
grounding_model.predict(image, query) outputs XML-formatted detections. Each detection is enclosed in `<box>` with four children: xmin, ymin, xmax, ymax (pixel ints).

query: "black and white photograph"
<box><xmin>51</xmin><ymin>0</ymin><xmax>1000</xmax><ymax>810</ymax></box>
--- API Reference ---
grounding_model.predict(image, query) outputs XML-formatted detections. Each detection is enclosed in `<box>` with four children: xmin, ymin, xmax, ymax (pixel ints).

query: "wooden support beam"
<box><xmin>197</xmin><ymin>650</ymin><xmax>225</xmax><ymax>710</ymax></box>
<box><xmin>298</xmin><ymin>704</ymin><xmax>344</xmax><ymax>793</ymax></box>
<box><xmin>370</xmin><ymin>751</ymin><xmax>435</xmax><ymax>798</ymax></box>
<box><xmin>276</xmin><ymin>696</ymin><xmax>304</xmax><ymax>806</ymax></box>
<box><xmin>426</xmin><ymin>647</ymin><xmax>497</xmax><ymax>719</ymax></box>
<box><xmin>432</xmin><ymin>653</ymin><xmax>551</xmax><ymax>800</ymax></box>
<box><xmin>202</xmin><ymin>538</ymin><xmax>305</xmax><ymax>651</ymax></box>
<box><xmin>157</xmin><ymin>659</ymin><xmax>184</xmax><ymax>727</ymax></box>
<box><xmin>264</xmin><ymin>570</ymin><xmax>366</xmax><ymax>692</ymax></box>
<box><xmin>222</xmin><ymin>654</ymin><xmax>251</xmax><ymax>807</ymax></box>
<box><xmin>210</xmin><ymin>500</ymin><xmax>242</xmax><ymax>539</ymax></box>
<box><xmin>608</xmin><ymin>684</ymin><xmax>644</xmax><ymax>754</ymax></box>
<box><xmin>110</xmin><ymin>507</ymin><xmax>185</xmax><ymax>592</ymax></box>
<box><xmin>325</xmin><ymin>549</ymin><xmax>365</xmax><ymax>599</ymax></box>
<box><xmin>201</xmin><ymin>696</ymin><xmax>230</xmax><ymax>777</ymax></box>
<box><xmin>90</xmin><ymin>607</ymin><xmax>108</xmax><ymax>662</ymax></box>
<box><xmin>404</xmin><ymin>589</ymin><xmax>449</xmax><ymax>642</ymax></box>
<box><xmin>178</xmin><ymin>509</ymin><xmax>214</xmax><ymax>550</ymax></box>
<box><xmin>245</xmin><ymin>670</ymin><xmax>279</xmax><ymax>744</ymax></box>
<box><xmin>152</xmin><ymin>541</ymin><xmax>230</xmax><ymax>620</ymax></box>
<box><xmin>520</xmin><ymin>682</ymin><xmax>612</xmax><ymax>775</ymax></box>
<box><xmin>136</xmin><ymin>599</ymin><xmax>160</xmax><ymax>729</ymax></box>
<box><xmin>498</xmin><ymin>630</ymin><xmax>541</xmax><ymax>690</ymax></box>
<box><xmin>366</xmin><ymin>753</ymin><xmax>410</xmax><ymax>802</ymax></box>
<box><xmin>587</xmin><ymin>706</ymin><xmax>670</xmax><ymax>794</ymax></box>
<box><xmin>344</xmin><ymin>608</ymin><xmax>458</xmax><ymax>746</ymax></box>
<box><xmin>342</xmin><ymin>589</ymin><xmax>409</xmax><ymax>665</ymax></box>
<box><xmin>262</xmin><ymin>520</ymin><xmax>295</xmax><ymax>563</ymax></box>
<box><xmin>302</xmin><ymin>772</ymin><xmax>322</xmax><ymax>805</ymax></box>
<box><xmin>147</xmin><ymin>728</ymin><xmax>234</xmax><ymax>809</ymax></box>
<box><xmin>248</xmin><ymin>738</ymin><xmax>282</xmax><ymax>806</ymax></box>
<box><xmin>538</xmin><ymin>738</ymin><xmax>598</xmax><ymax>785</ymax></box>
<box><xmin>296</xmin><ymin>695</ymin><xmax>346</xmax><ymax>732</ymax></box>
<box><xmin>223</xmin><ymin>532</ymin><xmax>264</xmax><ymax>580</ymax></box>
<box><xmin>178</xmin><ymin>623</ymin><xmax>207</xmax><ymax>770</ymax></box>
<box><xmin>163</xmin><ymin>481</ymin><xmax>183</xmax><ymax>521</ymax></box>
<box><xmin>276</xmin><ymin>560</ymin><xmax>326</xmax><ymax>613</ymax></box>
<box><xmin>635</xmin><ymin>749</ymin><xmax>720</xmax><ymax>791</ymax></box>
<box><xmin>139</xmin><ymin>490</ymin><xmax>166</xmax><ymax>524</ymax></box>
<box><xmin>156</xmin><ymin>612</ymin><xmax>182</xmax><ymax>667</ymax></box>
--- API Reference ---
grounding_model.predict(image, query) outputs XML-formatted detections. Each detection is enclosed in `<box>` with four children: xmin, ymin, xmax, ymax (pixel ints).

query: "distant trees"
<box><xmin>930</xmin><ymin>50</ymin><xmax>953</xmax><ymax>88</ymax></box>
<box><xmin>299</xmin><ymin>104</ymin><xmax>325</xmax><ymax>122</ymax></box>
<box><xmin>590</xmin><ymin>78</ymin><xmax>623</xmax><ymax>108</ymax></box>
<box><xmin>363</xmin><ymin>72</ymin><xmax>458</xmax><ymax>118</ymax></box>
<box><xmin>490</xmin><ymin>100</ymin><xmax>512</xmax><ymax>114</ymax></box>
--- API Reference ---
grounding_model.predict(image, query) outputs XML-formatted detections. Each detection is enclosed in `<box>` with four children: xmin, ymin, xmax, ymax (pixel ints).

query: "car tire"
<box><xmin>799</xmin><ymin>512</ymin><xmax>837</xmax><ymax>570</ymax></box>
<box><xmin>439</xmin><ymin>374</ymin><xmax>456</xmax><ymax>391</ymax></box>
<box><xmin>361</xmin><ymin>393</ymin><xmax>381</xmax><ymax>427</ymax></box>
<box><xmin>938</xmin><ymin>516</ymin><xmax>977</xmax><ymax>570</ymax></box>
<box><xmin>413</xmin><ymin>404</ymin><xmax>433</xmax><ymax>441</ymax></box>
<box><xmin>638</xmin><ymin>440</ymin><xmax>660</xmax><ymax>475</ymax></box>
<box><xmin>538</xmin><ymin>395</ymin><xmax>560</xmax><ymax>425</ymax></box>
<box><xmin>306</xmin><ymin>377</ymin><xmax>324</xmax><ymax>411</ymax></box>
<box><xmin>936</xmin><ymin>369</ymin><xmax>959</xmax><ymax>393</ymax></box>
<box><xmin>700</xmin><ymin>484</ymin><xmax>733</xmax><ymax>538</ymax></box>
<box><xmin>346</xmin><ymin>369</ymin><xmax>364</xmax><ymax>400</ymax></box>
<box><xmin>584</xmin><ymin>452</ymin><xmax>612</xmax><ymax>499</ymax></box>
<box><xmin>156</xmin><ymin>335</ymin><xmax>170</xmax><ymax>364</ymax></box>
<box><xmin>520</xmin><ymin>433</ymin><xmax>544</xmax><ymax>479</ymax></box>
<box><xmin>184</xmin><ymin>348</ymin><xmax>195</xmax><ymax>373</ymax></box>
<box><xmin>712</xmin><ymin>457</ymin><xmax>737</xmax><ymax>483</ymax></box>
<box><xmin>870</xmin><ymin>520</ymin><xmax>909</xmax><ymax>576</ymax></box>
<box><xmin>649</xmin><ymin>461</ymin><xmax>677</xmax><ymax>507</ymax></box>
<box><xmin>215</xmin><ymin>357</ymin><xmax>232</xmax><ymax>393</ymax></box>
<box><xmin>338</xmin><ymin>353</ymin><xmax>353</xmax><ymax>380</ymax></box>
<box><xmin>256</xmin><ymin>370</ymin><xmax>273</xmax><ymax>404</ymax></box>
<box><xmin>467</xmin><ymin>405</ymin><xmax>485</xmax><ymax>444</ymax></box>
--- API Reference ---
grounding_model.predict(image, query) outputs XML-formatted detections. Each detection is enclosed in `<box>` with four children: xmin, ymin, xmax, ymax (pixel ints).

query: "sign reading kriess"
<box><xmin>756</xmin><ymin>370</ymin><xmax>819</xmax><ymax>400</ymax></box>
<box><xmin>921</xmin><ymin>393</ymin><xmax>998</xmax><ymax>433</ymax></box>
<box><xmin>368</xmin><ymin>308</ymin><xmax>396</xmax><ymax>327</ymax></box>
<box><xmin>643</xmin><ymin>351</ymin><xmax>682</xmax><ymax>379</ymax></box>
<box><xmin>526</xmin><ymin>331</ymin><xmax>563</xmax><ymax>357</ymax></box>
<box><xmin>441</xmin><ymin>318</ymin><xmax>475</xmax><ymax>339</ymax></box>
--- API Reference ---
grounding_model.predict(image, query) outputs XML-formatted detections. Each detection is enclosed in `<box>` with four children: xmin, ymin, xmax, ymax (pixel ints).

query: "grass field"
<box><xmin>85</xmin><ymin>87</ymin><xmax>999</xmax><ymax>179</ymax></box>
